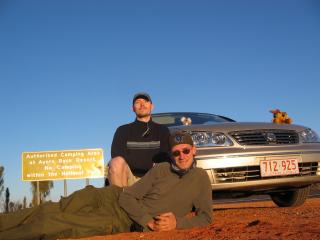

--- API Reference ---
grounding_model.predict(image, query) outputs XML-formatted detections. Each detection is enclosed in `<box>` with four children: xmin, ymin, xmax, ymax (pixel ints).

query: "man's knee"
<box><xmin>108</xmin><ymin>156</ymin><xmax>127</xmax><ymax>174</ymax></box>
<box><xmin>107</xmin><ymin>157</ymin><xmax>130</xmax><ymax>187</ymax></box>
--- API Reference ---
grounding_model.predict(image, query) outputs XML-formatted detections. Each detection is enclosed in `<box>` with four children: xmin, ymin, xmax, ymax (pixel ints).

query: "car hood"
<box><xmin>169</xmin><ymin>122</ymin><xmax>308</xmax><ymax>133</ymax></box>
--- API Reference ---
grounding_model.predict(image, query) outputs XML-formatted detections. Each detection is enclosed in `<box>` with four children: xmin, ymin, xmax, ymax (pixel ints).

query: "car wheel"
<box><xmin>270</xmin><ymin>185</ymin><xmax>311</xmax><ymax>207</ymax></box>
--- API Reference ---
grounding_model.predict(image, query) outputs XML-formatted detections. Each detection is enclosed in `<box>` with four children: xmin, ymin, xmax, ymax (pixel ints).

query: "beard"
<box><xmin>133</xmin><ymin>104</ymin><xmax>152</xmax><ymax>119</ymax></box>
<box><xmin>136</xmin><ymin>111</ymin><xmax>151</xmax><ymax>118</ymax></box>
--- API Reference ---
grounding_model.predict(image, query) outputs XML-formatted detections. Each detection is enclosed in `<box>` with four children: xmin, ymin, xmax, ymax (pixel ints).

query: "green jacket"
<box><xmin>119</xmin><ymin>162</ymin><xmax>213</xmax><ymax>231</ymax></box>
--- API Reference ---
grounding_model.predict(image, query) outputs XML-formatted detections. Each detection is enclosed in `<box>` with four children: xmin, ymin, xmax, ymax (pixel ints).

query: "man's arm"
<box><xmin>111</xmin><ymin>126</ymin><xmax>127</xmax><ymax>158</ymax></box>
<box><xmin>176</xmin><ymin>171</ymin><xmax>213</xmax><ymax>229</ymax></box>
<box><xmin>118</xmin><ymin>167</ymin><xmax>157</xmax><ymax>228</ymax></box>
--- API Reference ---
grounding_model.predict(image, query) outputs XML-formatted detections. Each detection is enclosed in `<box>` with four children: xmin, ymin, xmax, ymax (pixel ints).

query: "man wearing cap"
<box><xmin>0</xmin><ymin>132</ymin><xmax>212</xmax><ymax>239</ymax></box>
<box><xmin>119</xmin><ymin>131</ymin><xmax>212</xmax><ymax>231</ymax></box>
<box><xmin>107</xmin><ymin>92</ymin><xmax>170</xmax><ymax>187</ymax></box>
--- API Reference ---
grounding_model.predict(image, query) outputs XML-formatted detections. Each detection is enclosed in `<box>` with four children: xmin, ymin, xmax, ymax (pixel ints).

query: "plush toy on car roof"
<box><xmin>180</xmin><ymin>116</ymin><xmax>192</xmax><ymax>126</ymax></box>
<box><xmin>270</xmin><ymin>109</ymin><xmax>293</xmax><ymax>124</ymax></box>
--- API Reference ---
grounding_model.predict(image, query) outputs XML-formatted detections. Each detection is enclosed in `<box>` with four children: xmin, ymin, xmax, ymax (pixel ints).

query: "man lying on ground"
<box><xmin>0</xmin><ymin>132</ymin><xmax>212</xmax><ymax>240</ymax></box>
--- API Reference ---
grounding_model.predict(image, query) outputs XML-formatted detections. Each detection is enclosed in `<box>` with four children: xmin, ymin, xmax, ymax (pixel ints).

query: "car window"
<box><xmin>152</xmin><ymin>113</ymin><xmax>235</xmax><ymax>127</ymax></box>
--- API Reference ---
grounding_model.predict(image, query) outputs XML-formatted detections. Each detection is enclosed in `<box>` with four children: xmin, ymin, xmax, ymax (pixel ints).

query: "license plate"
<box><xmin>260</xmin><ymin>157</ymin><xmax>300</xmax><ymax>177</ymax></box>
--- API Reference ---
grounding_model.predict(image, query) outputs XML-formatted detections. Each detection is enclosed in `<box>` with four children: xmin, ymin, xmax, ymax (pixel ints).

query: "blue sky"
<box><xmin>1</xmin><ymin>0</ymin><xmax>320</xmax><ymax>203</ymax></box>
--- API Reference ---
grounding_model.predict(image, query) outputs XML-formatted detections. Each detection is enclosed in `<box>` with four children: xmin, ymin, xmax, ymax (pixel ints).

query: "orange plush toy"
<box><xmin>270</xmin><ymin>109</ymin><xmax>293</xmax><ymax>124</ymax></box>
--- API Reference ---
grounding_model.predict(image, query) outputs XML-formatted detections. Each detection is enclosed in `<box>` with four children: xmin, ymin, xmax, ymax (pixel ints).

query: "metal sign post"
<box><xmin>86</xmin><ymin>178</ymin><xmax>89</xmax><ymax>186</ymax></box>
<box><xmin>64</xmin><ymin>179</ymin><xmax>67</xmax><ymax>197</ymax></box>
<box><xmin>37</xmin><ymin>181</ymin><xmax>40</xmax><ymax>205</ymax></box>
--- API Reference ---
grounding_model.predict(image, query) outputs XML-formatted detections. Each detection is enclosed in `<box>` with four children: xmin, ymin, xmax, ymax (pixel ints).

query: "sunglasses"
<box><xmin>171</xmin><ymin>148</ymin><xmax>191</xmax><ymax>157</ymax></box>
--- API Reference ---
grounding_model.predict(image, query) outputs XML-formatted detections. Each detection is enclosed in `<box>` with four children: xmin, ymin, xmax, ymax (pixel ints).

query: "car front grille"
<box><xmin>206</xmin><ymin>162</ymin><xmax>319</xmax><ymax>184</ymax></box>
<box><xmin>229</xmin><ymin>130</ymin><xmax>299</xmax><ymax>145</ymax></box>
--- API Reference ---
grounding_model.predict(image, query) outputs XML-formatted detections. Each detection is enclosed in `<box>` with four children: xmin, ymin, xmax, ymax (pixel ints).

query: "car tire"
<box><xmin>270</xmin><ymin>185</ymin><xmax>311</xmax><ymax>207</ymax></box>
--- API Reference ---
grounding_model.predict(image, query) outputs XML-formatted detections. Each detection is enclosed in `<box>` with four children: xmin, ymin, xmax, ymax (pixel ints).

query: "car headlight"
<box><xmin>189</xmin><ymin>131</ymin><xmax>233</xmax><ymax>147</ymax></box>
<box><xmin>299</xmin><ymin>128</ymin><xmax>320</xmax><ymax>143</ymax></box>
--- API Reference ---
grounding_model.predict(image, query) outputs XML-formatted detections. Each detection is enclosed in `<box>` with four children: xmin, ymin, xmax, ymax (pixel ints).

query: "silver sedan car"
<box><xmin>152</xmin><ymin>112</ymin><xmax>320</xmax><ymax>207</ymax></box>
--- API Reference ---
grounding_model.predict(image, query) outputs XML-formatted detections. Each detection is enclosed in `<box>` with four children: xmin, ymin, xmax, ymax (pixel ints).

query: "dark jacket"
<box><xmin>111</xmin><ymin>119</ymin><xmax>170</xmax><ymax>176</ymax></box>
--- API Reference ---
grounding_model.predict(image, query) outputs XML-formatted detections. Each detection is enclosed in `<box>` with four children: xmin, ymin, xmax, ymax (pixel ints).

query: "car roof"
<box><xmin>152</xmin><ymin>112</ymin><xmax>236</xmax><ymax>122</ymax></box>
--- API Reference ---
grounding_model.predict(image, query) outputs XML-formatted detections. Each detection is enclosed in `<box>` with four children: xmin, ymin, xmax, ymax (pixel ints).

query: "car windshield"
<box><xmin>152</xmin><ymin>112</ymin><xmax>235</xmax><ymax>127</ymax></box>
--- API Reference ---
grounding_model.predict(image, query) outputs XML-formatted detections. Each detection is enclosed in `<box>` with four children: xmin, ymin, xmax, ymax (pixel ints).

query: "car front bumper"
<box><xmin>196</xmin><ymin>144</ymin><xmax>320</xmax><ymax>191</ymax></box>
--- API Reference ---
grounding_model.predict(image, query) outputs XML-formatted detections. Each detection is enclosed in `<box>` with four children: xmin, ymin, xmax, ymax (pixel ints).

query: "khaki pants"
<box><xmin>105</xmin><ymin>161</ymin><xmax>140</xmax><ymax>186</ymax></box>
<box><xmin>127</xmin><ymin>165</ymin><xmax>141</xmax><ymax>186</ymax></box>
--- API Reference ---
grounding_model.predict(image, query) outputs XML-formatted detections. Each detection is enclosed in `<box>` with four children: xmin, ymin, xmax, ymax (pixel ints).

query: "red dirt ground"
<box><xmin>67</xmin><ymin>197</ymin><xmax>320</xmax><ymax>240</ymax></box>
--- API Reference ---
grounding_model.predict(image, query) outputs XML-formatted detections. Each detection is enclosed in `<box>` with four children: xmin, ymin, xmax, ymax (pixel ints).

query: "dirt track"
<box><xmin>72</xmin><ymin>197</ymin><xmax>320</xmax><ymax>240</ymax></box>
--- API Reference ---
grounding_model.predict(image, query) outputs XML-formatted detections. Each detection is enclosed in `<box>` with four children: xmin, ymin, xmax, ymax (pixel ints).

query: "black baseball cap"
<box><xmin>132</xmin><ymin>92</ymin><xmax>152</xmax><ymax>104</ymax></box>
<box><xmin>169</xmin><ymin>131</ymin><xmax>194</xmax><ymax>148</ymax></box>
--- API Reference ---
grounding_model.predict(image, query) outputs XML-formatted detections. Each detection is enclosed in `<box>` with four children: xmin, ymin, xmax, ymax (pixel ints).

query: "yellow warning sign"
<box><xmin>22</xmin><ymin>149</ymin><xmax>104</xmax><ymax>181</ymax></box>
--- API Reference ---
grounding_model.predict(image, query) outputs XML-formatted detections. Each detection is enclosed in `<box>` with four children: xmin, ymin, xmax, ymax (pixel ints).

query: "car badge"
<box><xmin>265</xmin><ymin>132</ymin><xmax>277</xmax><ymax>143</ymax></box>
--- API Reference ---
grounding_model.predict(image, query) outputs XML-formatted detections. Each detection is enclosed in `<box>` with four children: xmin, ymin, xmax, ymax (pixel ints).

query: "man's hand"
<box><xmin>147</xmin><ymin>219</ymin><xmax>156</xmax><ymax>231</ymax></box>
<box><xmin>148</xmin><ymin>212</ymin><xmax>177</xmax><ymax>231</ymax></box>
